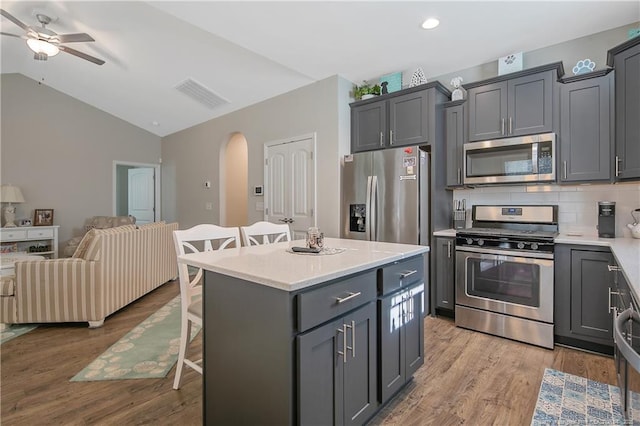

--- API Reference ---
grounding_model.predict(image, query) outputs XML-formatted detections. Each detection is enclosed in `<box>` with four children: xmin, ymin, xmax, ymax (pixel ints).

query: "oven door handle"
<box><xmin>456</xmin><ymin>245</ymin><xmax>554</xmax><ymax>261</ymax></box>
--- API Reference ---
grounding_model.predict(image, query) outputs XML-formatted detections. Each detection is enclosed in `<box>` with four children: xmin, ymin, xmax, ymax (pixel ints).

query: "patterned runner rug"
<box><xmin>531</xmin><ymin>368</ymin><xmax>639</xmax><ymax>425</ymax></box>
<box><xmin>71</xmin><ymin>295</ymin><xmax>199</xmax><ymax>381</ymax></box>
<box><xmin>1</xmin><ymin>324</ymin><xmax>38</xmax><ymax>345</ymax></box>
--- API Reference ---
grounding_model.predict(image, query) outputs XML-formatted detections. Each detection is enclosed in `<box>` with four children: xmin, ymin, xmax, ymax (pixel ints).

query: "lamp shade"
<box><xmin>0</xmin><ymin>185</ymin><xmax>25</xmax><ymax>203</ymax></box>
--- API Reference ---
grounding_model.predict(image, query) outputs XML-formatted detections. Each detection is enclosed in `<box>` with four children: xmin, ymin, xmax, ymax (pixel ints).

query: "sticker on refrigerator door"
<box><xmin>403</xmin><ymin>156</ymin><xmax>416</xmax><ymax>175</ymax></box>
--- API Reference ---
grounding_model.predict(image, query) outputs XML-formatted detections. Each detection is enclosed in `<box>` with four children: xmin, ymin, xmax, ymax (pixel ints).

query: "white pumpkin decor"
<box><xmin>410</xmin><ymin>67</ymin><xmax>427</xmax><ymax>87</ymax></box>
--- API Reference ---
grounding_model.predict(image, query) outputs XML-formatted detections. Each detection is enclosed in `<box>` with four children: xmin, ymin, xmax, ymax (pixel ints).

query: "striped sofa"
<box><xmin>1</xmin><ymin>222</ymin><xmax>178</xmax><ymax>328</ymax></box>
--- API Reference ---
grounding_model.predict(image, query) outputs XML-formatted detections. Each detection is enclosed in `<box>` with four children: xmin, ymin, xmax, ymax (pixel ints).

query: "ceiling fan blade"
<box><xmin>58</xmin><ymin>45</ymin><xmax>105</xmax><ymax>65</ymax></box>
<box><xmin>1</xmin><ymin>31</ymin><xmax>26</xmax><ymax>39</ymax></box>
<box><xmin>57</xmin><ymin>33</ymin><xmax>95</xmax><ymax>43</ymax></box>
<box><xmin>0</xmin><ymin>9</ymin><xmax>28</xmax><ymax>31</ymax></box>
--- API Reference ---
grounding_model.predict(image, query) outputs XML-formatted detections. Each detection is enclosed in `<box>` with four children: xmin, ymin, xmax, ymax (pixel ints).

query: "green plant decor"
<box><xmin>353</xmin><ymin>81</ymin><xmax>381</xmax><ymax>100</ymax></box>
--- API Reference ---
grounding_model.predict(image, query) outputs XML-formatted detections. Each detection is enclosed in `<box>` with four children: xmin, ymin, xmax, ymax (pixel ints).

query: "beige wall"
<box><xmin>223</xmin><ymin>133</ymin><xmax>248</xmax><ymax>227</ymax></box>
<box><xmin>1</xmin><ymin>73</ymin><xmax>162</xmax><ymax>249</ymax></box>
<box><xmin>161</xmin><ymin>74</ymin><xmax>352</xmax><ymax>237</ymax></box>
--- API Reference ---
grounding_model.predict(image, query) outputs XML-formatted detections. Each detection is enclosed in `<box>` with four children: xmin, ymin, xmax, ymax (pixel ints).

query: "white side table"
<box><xmin>0</xmin><ymin>226</ymin><xmax>59</xmax><ymax>258</ymax></box>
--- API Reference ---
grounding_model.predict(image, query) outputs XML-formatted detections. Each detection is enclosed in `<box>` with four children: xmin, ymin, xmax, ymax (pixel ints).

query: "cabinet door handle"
<box><xmin>335</xmin><ymin>291</ymin><xmax>361</xmax><ymax>304</ymax></box>
<box><xmin>337</xmin><ymin>325</ymin><xmax>347</xmax><ymax>363</ymax></box>
<box><xmin>509</xmin><ymin>117</ymin><xmax>513</xmax><ymax>134</ymax></box>
<box><xmin>345</xmin><ymin>320</ymin><xmax>355</xmax><ymax>358</ymax></box>
<box><xmin>447</xmin><ymin>241</ymin><xmax>452</xmax><ymax>258</ymax></box>
<box><xmin>563</xmin><ymin>161</ymin><xmax>568</xmax><ymax>180</ymax></box>
<box><xmin>379</xmin><ymin>132</ymin><xmax>384</xmax><ymax>147</ymax></box>
<box><xmin>400</xmin><ymin>270</ymin><xmax>417</xmax><ymax>279</ymax></box>
<box><xmin>390</xmin><ymin>130</ymin><xmax>394</xmax><ymax>145</ymax></box>
<box><xmin>501</xmin><ymin>118</ymin><xmax>505</xmax><ymax>135</ymax></box>
<box><xmin>457</xmin><ymin>168</ymin><xmax>461</xmax><ymax>185</ymax></box>
<box><xmin>608</xmin><ymin>265</ymin><xmax>622</xmax><ymax>272</ymax></box>
<box><xmin>615</xmin><ymin>155</ymin><xmax>621</xmax><ymax>177</ymax></box>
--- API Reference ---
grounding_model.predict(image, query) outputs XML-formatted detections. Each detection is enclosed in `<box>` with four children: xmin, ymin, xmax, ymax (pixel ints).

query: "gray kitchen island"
<box><xmin>178</xmin><ymin>237</ymin><xmax>429</xmax><ymax>425</ymax></box>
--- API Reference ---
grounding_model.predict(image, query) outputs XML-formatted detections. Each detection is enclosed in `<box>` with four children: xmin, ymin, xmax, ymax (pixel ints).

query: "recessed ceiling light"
<box><xmin>421</xmin><ymin>17</ymin><xmax>440</xmax><ymax>30</ymax></box>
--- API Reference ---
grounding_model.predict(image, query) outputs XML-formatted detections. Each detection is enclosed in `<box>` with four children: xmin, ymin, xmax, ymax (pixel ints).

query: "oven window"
<box><xmin>467</xmin><ymin>258</ymin><xmax>540</xmax><ymax>307</ymax></box>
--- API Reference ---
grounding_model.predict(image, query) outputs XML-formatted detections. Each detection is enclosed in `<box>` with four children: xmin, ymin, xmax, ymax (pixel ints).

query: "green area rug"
<box><xmin>1</xmin><ymin>324</ymin><xmax>37</xmax><ymax>345</ymax></box>
<box><xmin>531</xmin><ymin>368</ymin><xmax>638</xmax><ymax>425</ymax></box>
<box><xmin>71</xmin><ymin>295</ymin><xmax>200</xmax><ymax>381</ymax></box>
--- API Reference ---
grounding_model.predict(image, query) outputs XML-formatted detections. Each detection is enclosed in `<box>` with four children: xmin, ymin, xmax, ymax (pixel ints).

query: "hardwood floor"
<box><xmin>2</xmin><ymin>284</ymin><xmax>616</xmax><ymax>425</ymax></box>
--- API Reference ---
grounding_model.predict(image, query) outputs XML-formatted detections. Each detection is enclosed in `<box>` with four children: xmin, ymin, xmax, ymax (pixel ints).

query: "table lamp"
<box><xmin>0</xmin><ymin>185</ymin><xmax>25</xmax><ymax>228</ymax></box>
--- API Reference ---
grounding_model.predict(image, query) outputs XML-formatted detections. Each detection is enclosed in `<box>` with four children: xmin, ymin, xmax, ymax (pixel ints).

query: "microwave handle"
<box><xmin>531</xmin><ymin>143</ymin><xmax>539</xmax><ymax>174</ymax></box>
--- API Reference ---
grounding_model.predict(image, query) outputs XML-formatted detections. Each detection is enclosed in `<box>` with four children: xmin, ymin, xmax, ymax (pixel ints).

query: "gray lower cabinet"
<box><xmin>467</xmin><ymin>67</ymin><xmax>556</xmax><ymax>141</ymax></box>
<box><xmin>378</xmin><ymin>282</ymin><xmax>424</xmax><ymax>404</ymax></box>
<box><xmin>434</xmin><ymin>237</ymin><xmax>455</xmax><ymax>312</ymax></box>
<box><xmin>445</xmin><ymin>101</ymin><xmax>465</xmax><ymax>187</ymax></box>
<box><xmin>555</xmin><ymin>244</ymin><xmax>615</xmax><ymax>353</ymax></box>
<box><xmin>608</xmin><ymin>36</ymin><xmax>640</xmax><ymax>181</ymax></box>
<box><xmin>298</xmin><ymin>302</ymin><xmax>377</xmax><ymax>426</ymax></box>
<box><xmin>559</xmin><ymin>70</ymin><xmax>613</xmax><ymax>182</ymax></box>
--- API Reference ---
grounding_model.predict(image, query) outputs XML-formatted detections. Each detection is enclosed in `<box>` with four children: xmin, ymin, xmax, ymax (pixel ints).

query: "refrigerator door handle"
<box><xmin>371</xmin><ymin>175</ymin><xmax>378</xmax><ymax>241</ymax></box>
<box><xmin>365</xmin><ymin>175</ymin><xmax>372</xmax><ymax>241</ymax></box>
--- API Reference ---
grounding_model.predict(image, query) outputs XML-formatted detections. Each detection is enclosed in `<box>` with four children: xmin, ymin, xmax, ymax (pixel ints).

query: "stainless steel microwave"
<box><xmin>463</xmin><ymin>133</ymin><xmax>556</xmax><ymax>185</ymax></box>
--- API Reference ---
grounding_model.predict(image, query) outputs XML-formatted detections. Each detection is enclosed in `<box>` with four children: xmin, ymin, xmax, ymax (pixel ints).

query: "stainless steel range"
<box><xmin>455</xmin><ymin>205</ymin><xmax>558</xmax><ymax>349</ymax></box>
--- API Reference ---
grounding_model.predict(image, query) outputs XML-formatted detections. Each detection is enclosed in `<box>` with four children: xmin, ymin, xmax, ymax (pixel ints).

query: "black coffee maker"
<box><xmin>598</xmin><ymin>201</ymin><xmax>616</xmax><ymax>238</ymax></box>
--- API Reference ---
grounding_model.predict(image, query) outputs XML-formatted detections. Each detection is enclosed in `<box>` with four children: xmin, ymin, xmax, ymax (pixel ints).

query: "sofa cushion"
<box><xmin>0</xmin><ymin>276</ymin><xmax>14</xmax><ymax>296</ymax></box>
<box><xmin>72</xmin><ymin>229</ymin><xmax>98</xmax><ymax>259</ymax></box>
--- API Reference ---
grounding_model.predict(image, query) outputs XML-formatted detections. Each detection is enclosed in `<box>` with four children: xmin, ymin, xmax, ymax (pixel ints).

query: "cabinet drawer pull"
<box><xmin>608</xmin><ymin>265</ymin><xmax>622</xmax><ymax>272</ymax></box>
<box><xmin>335</xmin><ymin>292</ymin><xmax>362</xmax><ymax>304</ymax></box>
<box><xmin>400</xmin><ymin>270</ymin><xmax>417</xmax><ymax>279</ymax></box>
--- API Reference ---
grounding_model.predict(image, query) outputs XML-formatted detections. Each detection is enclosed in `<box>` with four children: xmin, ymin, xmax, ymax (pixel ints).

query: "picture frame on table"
<box><xmin>34</xmin><ymin>209</ymin><xmax>54</xmax><ymax>226</ymax></box>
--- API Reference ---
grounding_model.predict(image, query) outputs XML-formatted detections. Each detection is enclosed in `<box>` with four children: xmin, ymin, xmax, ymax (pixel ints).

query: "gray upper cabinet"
<box><xmin>559</xmin><ymin>70</ymin><xmax>613</xmax><ymax>183</ymax></box>
<box><xmin>388</xmin><ymin>90</ymin><xmax>429</xmax><ymax>147</ymax></box>
<box><xmin>350</xmin><ymin>83</ymin><xmax>451</xmax><ymax>153</ymax></box>
<box><xmin>445</xmin><ymin>101</ymin><xmax>466</xmax><ymax>187</ymax></box>
<box><xmin>351</xmin><ymin>101</ymin><xmax>387</xmax><ymax>152</ymax></box>
<box><xmin>466</xmin><ymin>63</ymin><xmax>561</xmax><ymax>142</ymax></box>
<box><xmin>608</xmin><ymin>36</ymin><xmax>640</xmax><ymax>181</ymax></box>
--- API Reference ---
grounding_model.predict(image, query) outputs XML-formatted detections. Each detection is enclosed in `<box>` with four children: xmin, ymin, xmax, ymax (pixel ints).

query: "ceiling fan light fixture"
<box><xmin>26</xmin><ymin>38</ymin><xmax>59</xmax><ymax>57</ymax></box>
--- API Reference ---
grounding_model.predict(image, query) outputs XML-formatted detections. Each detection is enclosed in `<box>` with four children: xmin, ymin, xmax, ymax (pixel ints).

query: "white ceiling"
<box><xmin>1</xmin><ymin>1</ymin><xmax>638</xmax><ymax>137</ymax></box>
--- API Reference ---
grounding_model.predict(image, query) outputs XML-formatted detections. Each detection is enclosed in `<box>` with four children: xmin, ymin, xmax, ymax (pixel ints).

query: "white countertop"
<box><xmin>178</xmin><ymin>237</ymin><xmax>429</xmax><ymax>292</ymax></box>
<box><xmin>433</xmin><ymin>229</ymin><xmax>457</xmax><ymax>237</ymax></box>
<box><xmin>556</xmin><ymin>233</ymin><xmax>640</xmax><ymax>301</ymax></box>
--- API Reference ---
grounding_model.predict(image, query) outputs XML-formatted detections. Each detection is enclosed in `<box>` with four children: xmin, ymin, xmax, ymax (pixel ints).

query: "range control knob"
<box><xmin>517</xmin><ymin>242</ymin><xmax>525</xmax><ymax>249</ymax></box>
<box><xmin>477</xmin><ymin>239</ymin><xmax>484</xmax><ymax>246</ymax></box>
<box><xmin>530</xmin><ymin>242</ymin><xmax>539</xmax><ymax>250</ymax></box>
<box><xmin>466</xmin><ymin>238</ymin><xmax>473</xmax><ymax>245</ymax></box>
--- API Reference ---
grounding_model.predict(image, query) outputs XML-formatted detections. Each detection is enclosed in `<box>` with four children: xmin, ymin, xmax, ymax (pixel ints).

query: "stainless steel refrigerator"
<box><xmin>341</xmin><ymin>146</ymin><xmax>429</xmax><ymax>245</ymax></box>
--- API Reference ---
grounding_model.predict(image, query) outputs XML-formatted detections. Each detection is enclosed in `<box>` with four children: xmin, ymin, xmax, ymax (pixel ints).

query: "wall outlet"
<box><xmin>205</xmin><ymin>202</ymin><xmax>213</xmax><ymax>210</ymax></box>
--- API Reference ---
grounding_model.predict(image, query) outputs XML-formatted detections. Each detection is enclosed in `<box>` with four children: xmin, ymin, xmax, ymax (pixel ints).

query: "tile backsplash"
<box><xmin>453</xmin><ymin>182</ymin><xmax>640</xmax><ymax>237</ymax></box>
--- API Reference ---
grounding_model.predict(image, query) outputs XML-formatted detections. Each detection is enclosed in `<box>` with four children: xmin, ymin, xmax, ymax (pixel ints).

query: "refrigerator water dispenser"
<box><xmin>349</xmin><ymin>204</ymin><xmax>366</xmax><ymax>232</ymax></box>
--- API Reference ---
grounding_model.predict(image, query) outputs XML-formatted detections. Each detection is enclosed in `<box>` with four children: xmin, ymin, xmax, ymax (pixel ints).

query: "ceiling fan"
<box><xmin>0</xmin><ymin>9</ymin><xmax>105</xmax><ymax>65</ymax></box>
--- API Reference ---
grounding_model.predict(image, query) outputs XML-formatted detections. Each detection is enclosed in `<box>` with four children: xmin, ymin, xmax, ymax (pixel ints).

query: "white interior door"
<box><xmin>128</xmin><ymin>167</ymin><xmax>155</xmax><ymax>224</ymax></box>
<box><xmin>265</xmin><ymin>136</ymin><xmax>316</xmax><ymax>241</ymax></box>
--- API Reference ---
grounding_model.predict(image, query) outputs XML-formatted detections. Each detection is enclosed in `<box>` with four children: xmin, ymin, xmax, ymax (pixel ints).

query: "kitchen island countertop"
<box><xmin>178</xmin><ymin>237</ymin><xmax>429</xmax><ymax>292</ymax></box>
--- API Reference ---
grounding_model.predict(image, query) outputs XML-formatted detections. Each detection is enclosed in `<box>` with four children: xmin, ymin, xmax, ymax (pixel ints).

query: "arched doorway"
<box><xmin>221</xmin><ymin>133</ymin><xmax>248</xmax><ymax>226</ymax></box>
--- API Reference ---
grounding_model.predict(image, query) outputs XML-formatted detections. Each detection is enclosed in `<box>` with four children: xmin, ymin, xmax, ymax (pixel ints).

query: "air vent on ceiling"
<box><xmin>174</xmin><ymin>78</ymin><xmax>229</xmax><ymax>110</ymax></box>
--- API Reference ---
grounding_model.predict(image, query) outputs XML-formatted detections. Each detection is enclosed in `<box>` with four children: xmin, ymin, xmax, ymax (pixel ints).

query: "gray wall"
<box><xmin>1</xmin><ymin>73</ymin><xmax>162</xmax><ymax>249</ymax></box>
<box><xmin>161</xmin><ymin>74</ymin><xmax>352</xmax><ymax>237</ymax></box>
<box><xmin>428</xmin><ymin>23</ymin><xmax>639</xmax><ymax>89</ymax></box>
